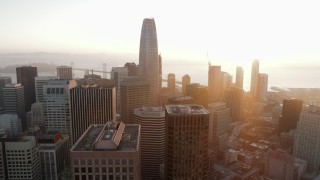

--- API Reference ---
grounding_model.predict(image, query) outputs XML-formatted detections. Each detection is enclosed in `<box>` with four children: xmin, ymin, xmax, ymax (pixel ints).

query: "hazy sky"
<box><xmin>1</xmin><ymin>0</ymin><xmax>320</xmax><ymax>67</ymax></box>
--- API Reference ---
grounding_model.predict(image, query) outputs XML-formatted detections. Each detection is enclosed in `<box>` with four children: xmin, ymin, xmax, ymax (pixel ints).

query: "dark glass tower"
<box><xmin>16</xmin><ymin>66</ymin><xmax>38</xmax><ymax>112</ymax></box>
<box><xmin>279</xmin><ymin>98</ymin><xmax>303</xmax><ymax>134</ymax></box>
<box><xmin>139</xmin><ymin>18</ymin><xmax>160</xmax><ymax>105</ymax></box>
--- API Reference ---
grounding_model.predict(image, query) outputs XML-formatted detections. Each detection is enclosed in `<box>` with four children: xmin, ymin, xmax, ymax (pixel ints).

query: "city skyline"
<box><xmin>0</xmin><ymin>0</ymin><xmax>320</xmax><ymax>68</ymax></box>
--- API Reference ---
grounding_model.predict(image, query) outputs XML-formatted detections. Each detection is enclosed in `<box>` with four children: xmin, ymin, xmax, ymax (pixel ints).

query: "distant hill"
<box><xmin>0</xmin><ymin>63</ymin><xmax>57</xmax><ymax>73</ymax></box>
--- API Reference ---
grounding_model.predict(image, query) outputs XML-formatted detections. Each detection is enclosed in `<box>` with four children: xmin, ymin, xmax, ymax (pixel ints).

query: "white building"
<box><xmin>38</xmin><ymin>132</ymin><xmax>70</xmax><ymax>180</ymax></box>
<box><xmin>294</xmin><ymin>105</ymin><xmax>320</xmax><ymax>172</ymax></box>
<box><xmin>43</xmin><ymin>80</ymin><xmax>76</xmax><ymax>138</ymax></box>
<box><xmin>0</xmin><ymin>114</ymin><xmax>21</xmax><ymax>136</ymax></box>
<box><xmin>35</xmin><ymin>76</ymin><xmax>57</xmax><ymax>103</ymax></box>
<box><xmin>0</xmin><ymin>136</ymin><xmax>41</xmax><ymax>180</ymax></box>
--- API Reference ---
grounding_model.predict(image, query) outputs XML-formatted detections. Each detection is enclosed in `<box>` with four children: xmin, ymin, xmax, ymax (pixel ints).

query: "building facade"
<box><xmin>139</xmin><ymin>18</ymin><xmax>161</xmax><ymax>105</ymax></box>
<box><xmin>257</xmin><ymin>73</ymin><xmax>268</xmax><ymax>102</ymax></box>
<box><xmin>236</xmin><ymin>66</ymin><xmax>243</xmax><ymax>89</ymax></box>
<box><xmin>70</xmin><ymin>78</ymin><xmax>116</xmax><ymax>145</ymax></box>
<box><xmin>182</xmin><ymin>74</ymin><xmax>190</xmax><ymax>96</ymax></box>
<box><xmin>134</xmin><ymin>107</ymin><xmax>165</xmax><ymax>179</ymax></box>
<box><xmin>225</xmin><ymin>87</ymin><xmax>243</xmax><ymax>122</ymax></box>
<box><xmin>279</xmin><ymin>98</ymin><xmax>303</xmax><ymax>134</ymax></box>
<box><xmin>167</xmin><ymin>73</ymin><xmax>175</xmax><ymax>97</ymax></box>
<box><xmin>0</xmin><ymin>76</ymin><xmax>12</xmax><ymax>108</ymax></box>
<box><xmin>111</xmin><ymin>67</ymin><xmax>129</xmax><ymax>114</ymax></box>
<box><xmin>0</xmin><ymin>114</ymin><xmax>22</xmax><ymax>136</ymax></box>
<box><xmin>70</xmin><ymin>122</ymin><xmax>141</xmax><ymax>180</ymax></box>
<box><xmin>120</xmin><ymin>77</ymin><xmax>150</xmax><ymax>124</ymax></box>
<box><xmin>293</xmin><ymin>105</ymin><xmax>320</xmax><ymax>172</ymax></box>
<box><xmin>208</xmin><ymin>65</ymin><xmax>223</xmax><ymax>104</ymax></box>
<box><xmin>264</xmin><ymin>150</ymin><xmax>294</xmax><ymax>180</ymax></box>
<box><xmin>165</xmin><ymin>105</ymin><xmax>210</xmax><ymax>179</ymax></box>
<box><xmin>250</xmin><ymin>60</ymin><xmax>259</xmax><ymax>98</ymax></box>
<box><xmin>43</xmin><ymin>80</ymin><xmax>76</xmax><ymax>138</ymax></box>
<box><xmin>35</xmin><ymin>76</ymin><xmax>57</xmax><ymax>103</ymax></box>
<box><xmin>16</xmin><ymin>66</ymin><xmax>38</xmax><ymax>112</ymax></box>
<box><xmin>0</xmin><ymin>136</ymin><xmax>41</xmax><ymax>180</ymax></box>
<box><xmin>57</xmin><ymin>66</ymin><xmax>72</xmax><ymax>80</ymax></box>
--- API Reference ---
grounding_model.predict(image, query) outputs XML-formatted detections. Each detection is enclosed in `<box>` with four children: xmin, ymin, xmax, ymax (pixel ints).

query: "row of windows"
<box><xmin>74</xmin><ymin>159</ymin><xmax>134</xmax><ymax>166</ymax></box>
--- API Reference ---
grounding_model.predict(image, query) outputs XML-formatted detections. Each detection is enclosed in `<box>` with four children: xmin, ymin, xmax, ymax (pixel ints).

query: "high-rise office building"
<box><xmin>16</xmin><ymin>66</ymin><xmax>38</xmax><ymax>112</ymax></box>
<box><xmin>257</xmin><ymin>73</ymin><xmax>268</xmax><ymax>102</ymax></box>
<box><xmin>124</xmin><ymin>62</ymin><xmax>138</xmax><ymax>76</ymax></box>
<box><xmin>0</xmin><ymin>76</ymin><xmax>12</xmax><ymax>107</ymax></box>
<box><xmin>31</xmin><ymin>102</ymin><xmax>45</xmax><ymax>127</ymax></box>
<box><xmin>70</xmin><ymin>122</ymin><xmax>141</xmax><ymax>180</ymax></box>
<box><xmin>35</xmin><ymin>76</ymin><xmax>57</xmax><ymax>103</ymax></box>
<box><xmin>250</xmin><ymin>60</ymin><xmax>259</xmax><ymax>98</ymax></box>
<box><xmin>0</xmin><ymin>136</ymin><xmax>41</xmax><ymax>180</ymax></box>
<box><xmin>38</xmin><ymin>131</ymin><xmax>70</xmax><ymax>180</ymax></box>
<box><xmin>3</xmin><ymin>84</ymin><xmax>26</xmax><ymax>130</ymax></box>
<box><xmin>139</xmin><ymin>18</ymin><xmax>161</xmax><ymax>105</ymax></box>
<box><xmin>279</xmin><ymin>98</ymin><xmax>303</xmax><ymax>134</ymax></box>
<box><xmin>182</xmin><ymin>74</ymin><xmax>190</xmax><ymax>96</ymax></box>
<box><xmin>165</xmin><ymin>105</ymin><xmax>210</xmax><ymax>179</ymax></box>
<box><xmin>111</xmin><ymin>67</ymin><xmax>129</xmax><ymax>113</ymax></box>
<box><xmin>57</xmin><ymin>66</ymin><xmax>72</xmax><ymax>80</ymax></box>
<box><xmin>134</xmin><ymin>107</ymin><xmax>165</xmax><ymax>179</ymax></box>
<box><xmin>0</xmin><ymin>114</ymin><xmax>22</xmax><ymax>136</ymax></box>
<box><xmin>236</xmin><ymin>66</ymin><xmax>243</xmax><ymax>89</ymax></box>
<box><xmin>186</xmin><ymin>83</ymin><xmax>208</xmax><ymax>108</ymax></box>
<box><xmin>43</xmin><ymin>80</ymin><xmax>76</xmax><ymax>138</ymax></box>
<box><xmin>120</xmin><ymin>77</ymin><xmax>150</xmax><ymax>124</ymax></box>
<box><xmin>167</xmin><ymin>73</ymin><xmax>175</xmax><ymax>97</ymax></box>
<box><xmin>225</xmin><ymin>87</ymin><xmax>243</xmax><ymax>122</ymax></box>
<box><xmin>293</xmin><ymin>105</ymin><xmax>320</xmax><ymax>172</ymax></box>
<box><xmin>208</xmin><ymin>103</ymin><xmax>230</xmax><ymax>156</ymax></box>
<box><xmin>70</xmin><ymin>78</ymin><xmax>116</xmax><ymax>145</ymax></box>
<box><xmin>208</xmin><ymin>65</ymin><xmax>223</xmax><ymax>103</ymax></box>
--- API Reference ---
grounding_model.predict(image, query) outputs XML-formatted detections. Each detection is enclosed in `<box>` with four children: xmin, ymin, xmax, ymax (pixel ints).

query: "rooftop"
<box><xmin>166</xmin><ymin>104</ymin><xmax>208</xmax><ymax>115</ymax></box>
<box><xmin>71</xmin><ymin>122</ymin><xmax>139</xmax><ymax>152</ymax></box>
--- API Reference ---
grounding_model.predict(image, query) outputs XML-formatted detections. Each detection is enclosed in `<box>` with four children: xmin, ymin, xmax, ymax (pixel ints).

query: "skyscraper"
<box><xmin>250</xmin><ymin>60</ymin><xmax>259</xmax><ymax>98</ymax></box>
<box><xmin>35</xmin><ymin>76</ymin><xmax>57</xmax><ymax>103</ymax></box>
<box><xmin>70</xmin><ymin>78</ymin><xmax>116</xmax><ymax>145</ymax></box>
<box><xmin>139</xmin><ymin>18</ymin><xmax>161</xmax><ymax>105</ymax></box>
<box><xmin>279</xmin><ymin>98</ymin><xmax>303</xmax><ymax>134</ymax></box>
<box><xmin>225</xmin><ymin>87</ymin><xmax>243</xmax><ymax>122</ymax></box>
<box><xmin>257</xmin><ymin>73</ymin><xmax>268</xmax><ymax>102</ymax></box>
<box><xmin>111</xmin><ymin>67</ymin><xmax>128</xmax><ymax>113</ymax></box>
<box><xmin>186</xmin><ymin>83</ymin><xmax>208</xmax><ymax>108</ymax></box>
<box><xmin>208</xmin><ymin>65</ymin><xmax>223</xmax><ymax>103</ymax></box>
<box><xmin>43</xmin><ymin>80</ymin><xmax>76</xmax><ymax>138</ymax></box>
<box><xmin>3</xmin><ymin>84</ymin><xmax>26</xmax><ymax>130</ymax></box>
<box><xmin>57</xmin><ymin>66</ymin><xmax>72</xmax><ymax>80</ymax></box>
<box><xmin>208</xmin><ymin>102</ymin><xmax>230</xmax><ymax>157</ymax></box>
<box><xmin>293</xmin><ymin>105</ymin><xmax>320</xmax><ymax>172</ymax></box>
<box><xmin>120</xmin><ymin>77</ymin><xmax>150</xmax><ymax>124</ymax></box>
<box><xmin>0</xmin><ymin>77</ymin><xmax>12</xmax><ymax>108</ymax></box>
<box><xmin>134</xmin><ymin>107</ymin><xmax>165</xmax><ymax>179</ymax></box>
<box><xmin>182</xmin><ymin>74</ymin><xmax>190</xmax><ymax>96</ymax></box>
<box><xmin>167</xmin><ymin>73</ymin><xmax>175</xmax><ymax>97</ymax></box>
<box><xmin>165</xmin><ymin>105</ymin><xmax>210</xmax><ymax>179</ymax></box>
<box><xmin>0</xmin><ymin>136</ymin><xmax>41</xmax><ymax>180</ymax></box>
<box><xmin>236</xmin><ymin>66</ymin><xmax>243</xmax><ymax>89</ymax></box>
<box><xmin>16</xmin><ymin>66</ymin><xmax>38</xmax><ymax>112</ymax></box>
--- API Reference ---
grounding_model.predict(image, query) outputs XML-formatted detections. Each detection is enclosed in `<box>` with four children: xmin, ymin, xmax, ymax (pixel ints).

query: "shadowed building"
<box><xmin>139</xmin><ymin>18</ymin><xmax>161</xmax><ymax>105</ymax></box>
<box><xmin>279</xmin><ymin>98</ymin><xmax>303</xmax><ymax>134</ymax></box>
<box><xmin>0</xmin><ymin>77</ymin><xmax>12</xmax><ymax>108</ymax></box>
<box><xmin>257</xmin><ymin>73</ymin><xmax>268</xmax><ymax>102</ymax></box>
<box><xmin>134</xmin><ymin>107</ymin><xmax>165</xmax><ymax>179</ymax></box>
<box><xmin>16</xmin><ymin>66</ymin><xmax>38</xmax><ymax>112</ymax></box>
<box><xmin>225</xmin><ymin>87</ymin><xmax>243</xmax><ymax>122</ymax></box>
<box><xmin>120</xmin><ymin>77</ymin><xmax>150</xmax><ymax>124</ymax></box>
<box><xmin>186</xmin><ymin>83</ymin><xmax>208</xmax><ymax>108</ymax></box>
<box><xmin>167</xmin><ymin>73</ymin><xmax>175</xmax><ymax>97</ymax></box>
<box><xmin>165</xmin><ymin>105</ymin><xmax>211</xmax><ymax>179</ymax></box>
<box><xmin>70</xmin><ymin>78</ymin><xmax>116</xmax><ymax>145</ymax></box>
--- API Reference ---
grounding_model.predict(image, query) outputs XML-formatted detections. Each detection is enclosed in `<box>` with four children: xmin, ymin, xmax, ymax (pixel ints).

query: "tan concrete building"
<box><xmin>134</xmin><ymin>107</ymin><xmax>165</xmax><ymax>179</ymax></box>
<box><xmin>70</xmin><ymin>122</ymin><xmax>141</xmax><ymax>180</ymax></box>
<box><xmin>165</xmin><ymin>104</ymin><xmax>211</xmax><ymax>180</ymax></box>
<box><xmin>57</xmin><ymin>66</ymin><xmax>72</xmax><ymax>80</ymax></box>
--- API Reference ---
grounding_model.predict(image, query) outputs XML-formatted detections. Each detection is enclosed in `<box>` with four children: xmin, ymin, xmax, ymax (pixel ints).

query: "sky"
<box><xmin>0</xmin><ymin>0</ymin><xmax>320</xmax><ymax>69</ymax></box>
